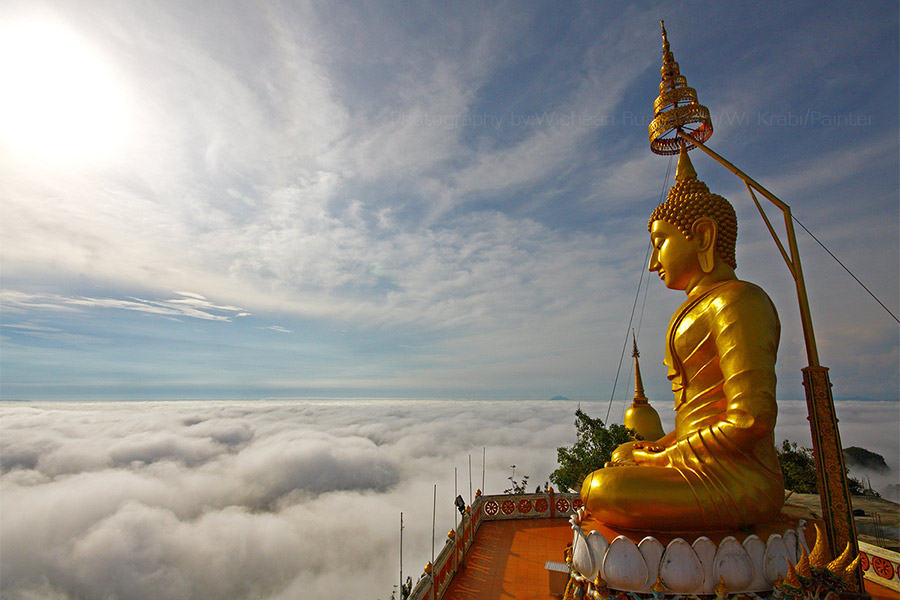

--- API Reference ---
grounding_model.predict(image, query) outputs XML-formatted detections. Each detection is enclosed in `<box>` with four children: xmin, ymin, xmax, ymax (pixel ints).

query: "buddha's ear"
<box><xmin>692</xmin><ymin>218</ymin><xmax>717</xmax><ymax>274</ymax></box>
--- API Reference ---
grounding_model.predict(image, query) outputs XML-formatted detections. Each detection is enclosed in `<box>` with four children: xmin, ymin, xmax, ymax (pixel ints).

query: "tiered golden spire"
<box><xmin>648</xmin><ymin>21</ymin><xmax>713</xmax><ymax>155</ymax></box>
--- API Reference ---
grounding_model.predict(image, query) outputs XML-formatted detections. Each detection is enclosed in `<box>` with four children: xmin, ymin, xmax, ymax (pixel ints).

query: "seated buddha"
<box><xmin>581</xmin><ymin>148</ymin><xmax>784</xmax><ymax>532</ymax></box>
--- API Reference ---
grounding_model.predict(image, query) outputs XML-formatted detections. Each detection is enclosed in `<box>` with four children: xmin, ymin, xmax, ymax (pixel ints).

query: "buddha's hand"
<box><xmin>632</xmin><ymin>445</ymin><xmax>671</xmax><ymax>467</ymax></box>
<box><xmin>633</xmin><ymin>441</ymin><xmax>665</xmax><ymax>452</ymax></box>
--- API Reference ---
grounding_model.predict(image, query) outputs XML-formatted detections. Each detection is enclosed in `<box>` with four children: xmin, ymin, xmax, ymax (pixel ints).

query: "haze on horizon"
<box><xmin>0</xmin><ymin>0</ymin><xmax>897</xmax><ymax>404</ymax></box>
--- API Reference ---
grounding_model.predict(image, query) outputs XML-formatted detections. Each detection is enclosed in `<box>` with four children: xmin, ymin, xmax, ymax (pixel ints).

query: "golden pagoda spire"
<box><xmin>631</xmin><ymin>333</ymin><xmax>647</xmax><ymax>404</ymax></box>
<box><xmin>631</xmin><ymin>331</ymin><xmax>649</xmax><ymax>404</ymax></box>
<box><xmin>623</xmin><ymin>333</ymin><xmax>664</xmax><ymax>441</ymax></box>
<box><xmin>649</xmin><ymin>20</ymin><xmax>713</xmax><ymax>155</ymax></box>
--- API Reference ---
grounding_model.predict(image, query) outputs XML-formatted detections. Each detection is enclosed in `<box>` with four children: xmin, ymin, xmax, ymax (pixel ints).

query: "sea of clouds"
<box><xmin>1</xmin><ymin>399</ymin><xmax>897</xmax><ymax>600</ymax></box>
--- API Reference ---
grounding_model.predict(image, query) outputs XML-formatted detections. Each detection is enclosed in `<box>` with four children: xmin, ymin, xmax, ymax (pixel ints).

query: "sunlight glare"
<box><xmin>0</xmin><ymin>18</ymin><xmax>130</xmax><ymax>164</ymax></box>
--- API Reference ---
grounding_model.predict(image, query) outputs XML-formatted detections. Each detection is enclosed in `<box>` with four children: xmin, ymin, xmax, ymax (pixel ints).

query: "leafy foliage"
<box><xmin>549</xmin><ymin>413</ymin><xmax>878</xmax><ymax>499</ymax></box>
<box><xmin>504</xmin><ymin>465</ymin><xmax>530</xmax><ymax>494</ymax></box>
<box><xmin>387</xmin><ymin>576</ymin><xmax>412</xmax><ymax>600</ymax></box>
<box><xmin>776</xmin><ymin>440</ymin><xmax>876</xmax><ymax>497</ymax></box>
<box><xmin>777</xmin><ymin>440</ymin><xmax>819</xmax><ymax>494</ymax></box>
<box><xmin>549</xmin><ymin>409</ymin><xmax>638</xmax><ymax>493</ymax></box>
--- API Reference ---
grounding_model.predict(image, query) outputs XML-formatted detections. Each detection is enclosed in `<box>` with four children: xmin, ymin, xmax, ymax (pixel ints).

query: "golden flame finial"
<box><xmin>796</xmin><ymin>542</ymin><xmax>813</xmax><ymax>578</ymax></box>
<box><xmin>784</xmin><ymin>561</ymin><xmax>802</xmax><ymax>589</ymax></box>
<box><xmin>649</xmin><ymin>22</ymin><xmax>713</xmax><ymax>155</ymax></box>
<box><xmin>809</xmin><ymin>522</ymin><xmax>832</xmax><ymax>569</ymax></box>
<box><xmin>826</xmin><ymin>542</ymin><xmax>854</xmax><ymax>575</ymax></box>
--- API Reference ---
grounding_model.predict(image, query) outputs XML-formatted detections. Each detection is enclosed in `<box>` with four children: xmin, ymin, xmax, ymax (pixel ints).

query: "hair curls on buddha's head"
<box><xmin>648</xmin><ymin>177</ymin><xmax>738</xmax><ymax>269</ymax></box>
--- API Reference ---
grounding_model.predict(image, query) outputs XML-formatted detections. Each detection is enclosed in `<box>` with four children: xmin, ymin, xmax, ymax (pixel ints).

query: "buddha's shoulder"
<box><xmin>712</xmin><ymin>279</ymin><xmax>771</xmax><ymax>301</ymax></box>
<box><xmin>701</xmin><ymin>280</ymin><xmax>777</xmax><ymax>317</ymax></box>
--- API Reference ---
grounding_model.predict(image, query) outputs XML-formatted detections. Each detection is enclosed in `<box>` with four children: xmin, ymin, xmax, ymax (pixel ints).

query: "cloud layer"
<box><xmin>2</xmin><ymin>399</ymin><xmax>897</xmax><ymax>600</ymax></box>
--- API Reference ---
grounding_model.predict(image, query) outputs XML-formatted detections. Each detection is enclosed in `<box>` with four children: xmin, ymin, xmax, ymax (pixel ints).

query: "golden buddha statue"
<box><xmin>581</xmin><ymin>147</ymin><xmax>784</xmax><ymax>532</ymax></box>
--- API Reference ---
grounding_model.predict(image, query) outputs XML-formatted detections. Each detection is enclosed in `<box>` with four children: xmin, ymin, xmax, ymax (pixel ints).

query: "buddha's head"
<box><xmin>647</xmin><ymin>147</ymin><xmax>737</xmax><ymax>290</ymax></box>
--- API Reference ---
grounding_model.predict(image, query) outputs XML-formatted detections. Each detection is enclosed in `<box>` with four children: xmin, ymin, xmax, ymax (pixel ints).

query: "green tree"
<box><xmin>777</xmin><ymin>440</ymin><xmax>819</xmax><ymax>493</ymax></box>
<box><xmin>776</xmin><ymin>440</ymin><xmax>875</xmax><ymax>497</ymax></box>
<box><xmin>549</xmin><ymin>409</ymin><xmax>639</xmax><ymax>492</ymax></box>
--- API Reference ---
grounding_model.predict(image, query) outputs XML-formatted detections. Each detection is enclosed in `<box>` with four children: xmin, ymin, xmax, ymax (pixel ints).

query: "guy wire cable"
<box><xmin>606</xmin><ymin>154</ymin><xmax>673</xmax><ymax>423</ymax></box>
<box><xmin>791</xmin><ymin>215</ymin><xmax>899</xmax><ymax>324</ymax></box>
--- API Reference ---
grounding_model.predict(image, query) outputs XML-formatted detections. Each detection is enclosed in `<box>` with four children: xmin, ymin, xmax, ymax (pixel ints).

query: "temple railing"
<box><xmin>407</xmin><ymin>491</ymin><xmax>580</xmax><ymax>600</ymax></box>
<box><xmin>858</xmin><ymin>541</ymin><xmax>900</xmax><ymax>593</ymax></box>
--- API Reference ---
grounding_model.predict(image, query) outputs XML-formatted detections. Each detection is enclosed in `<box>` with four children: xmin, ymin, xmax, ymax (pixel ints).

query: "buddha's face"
<box><xmin>649</xmin><ymin>219</ymin><xmax>700</xmax><ymax>290</ymax></box>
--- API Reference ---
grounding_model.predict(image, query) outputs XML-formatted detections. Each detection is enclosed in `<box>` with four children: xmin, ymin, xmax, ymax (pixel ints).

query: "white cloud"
<box><xmin>1</xmin><ymin>399</ymin><xmax>896</xmax><ymax>600</ymax></box>
<box><xmin>0</xmin><ymin>291</ymin><xmax>249</xmax><ymax>322</ymax></box>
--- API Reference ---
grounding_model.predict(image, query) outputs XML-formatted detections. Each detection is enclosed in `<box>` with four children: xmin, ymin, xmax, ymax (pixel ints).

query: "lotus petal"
<box><xmin>639</xmin><ymin>536</ymin><xmax>665</xmax><ymax>590</ymax></box>
<box><xmin>764</xmin><ymin>534</ymin><xmax>790</xmax><ymax>583</ymax></box>
<box><xmin>692</xmin><ymin>536</ymin><xmax>718</xmax><ymax>594</ymax></box>
<box><xmin>603</xmin><ymin>535</ymin><xmax>648</xmax><ymax>591</ymax></box>
<box><xmin>714</xmin><ymin>536</ymin><xmax>753</xmax><ymax>591</ymax></box>
<box><xmin>660</xmin><ymin>538</ymin><xmax>703</xmax><ymax>593</ymax></box>
<box><xmin>586</xmin><ymin>530</ymin><xmax>609</xmax><ymax>579</ymax></box>
<box><xmin>572</xmin><ymin>527</ymin><xmax>595</xmax><ymax>579</ymax></box>
<box><xmin>742</xmin><ymin>534</ymin><xmax>768</xmax><ymax>590</ymax></box>
<box><xmin>783</xmin><ymin>528</ymin><xmax>798</xmax><ymax>565</ymax></box>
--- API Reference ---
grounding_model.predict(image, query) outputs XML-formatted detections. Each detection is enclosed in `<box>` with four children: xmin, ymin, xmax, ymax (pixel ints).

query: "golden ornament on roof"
<box><xmin>648</xmin><ymin>21</ymin><xmax>713</xmax><ymax>155</ymax></box>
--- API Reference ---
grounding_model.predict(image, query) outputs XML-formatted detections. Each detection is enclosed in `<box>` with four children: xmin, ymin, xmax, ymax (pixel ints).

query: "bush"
<box><xmin>549</xmin><ymin>409</ymin><xmax>638</xmax><ymax>493</ymax></box>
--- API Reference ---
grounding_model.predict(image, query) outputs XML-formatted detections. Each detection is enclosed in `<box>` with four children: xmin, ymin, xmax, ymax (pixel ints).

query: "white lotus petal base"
<box><xmin>569</xmin><ymin>515</ymin><xmax>809</xmax><ymax>595</ymax></box>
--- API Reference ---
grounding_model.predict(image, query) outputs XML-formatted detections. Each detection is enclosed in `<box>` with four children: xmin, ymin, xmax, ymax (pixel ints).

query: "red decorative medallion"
<box><xmin>555</xmin><ymin>498</ymin><xmax>570</xmax><ymax>513</ymax></box>
<box><xmin>517</xmin><ymin>499</ymin><xmax>533</xmax><ymax>513</ymax></box>
<box><xmin>500</xmin><ymin>500</ymin><xmax>515</xmax><ymax>514</ymax></box>
<box><xmin>872</xmin><ymin>555</ymin><xmax>894</xmax><ymax>580</ymax></box>
<box><xmin>573</xmin><ymin>498</ymin><xmax>584</xmax><ymax>510</ymax></box>
<box><xmin>859</xmin><ymin>551</ymin><xmax>869</xmax><ymax>572</ymax></box>
<box><xmin>534</xmin><ymin>498</ymin><xmax>549</xmax><ymax>513</ymax></box>
<box><xmin>484</xmin><ymin>500</ymin><xmax>499</xmax><ymax>516</ymax></box>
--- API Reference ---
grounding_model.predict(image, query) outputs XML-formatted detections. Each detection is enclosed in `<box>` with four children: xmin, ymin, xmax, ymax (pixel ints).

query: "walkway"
<box><xmin>442</xmin><ymin>518</ymin><xmax>572</xmax><ymax>600</ymax></box>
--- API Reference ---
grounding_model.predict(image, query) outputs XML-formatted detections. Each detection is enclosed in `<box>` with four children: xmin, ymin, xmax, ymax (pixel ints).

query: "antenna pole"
<box><xmin>454</xmin><ymin>467</ymin><xmax>458</xmax><ymax>529</ymax></box>
<box><xmin>399</xmin><ymin>512</ymin><xmax>403</xmax><ymax>599</ymax></box>
<box><xmin>482</xmin><ymin>447</ymin><xmax>486</xmax><ymax>493</ymax></box>
<box><xmin>468</xmin><ymin>454</ymin><xmax>472</xmax><ymax>503</ymax></box>
<box><xmin>431</xmin><ymin>484</ymin><xmax>436</xmax><ymax>568</ymax></box>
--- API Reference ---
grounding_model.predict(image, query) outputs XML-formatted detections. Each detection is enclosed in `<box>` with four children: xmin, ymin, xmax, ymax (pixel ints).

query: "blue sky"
<box><xmin>1</xmin><ymin>1</ymin><xmax>898</xmax><ymax>403</ymax></box>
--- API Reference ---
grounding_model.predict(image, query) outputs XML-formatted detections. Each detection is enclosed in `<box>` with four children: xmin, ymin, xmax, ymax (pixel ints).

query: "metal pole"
<box><xmin>399</xmin><ymin>512</ymin><xmax>403</xmax><ymax>600</ymax></box>
<box><xmin>431</xmin><ymin>484</ymin><xmax>436</xmax><ymax>567</ymax></box>
<box><xmin>468</xmin><ymin>454</ymin><xmax>472</xmax><ymax>504</ymax></box>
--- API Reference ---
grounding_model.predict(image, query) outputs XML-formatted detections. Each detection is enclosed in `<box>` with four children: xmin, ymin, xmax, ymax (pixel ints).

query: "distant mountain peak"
<box><xmin>843</xmin><ymin>446</ymin><xmax>891</xmax><ymax>473</ymax></box>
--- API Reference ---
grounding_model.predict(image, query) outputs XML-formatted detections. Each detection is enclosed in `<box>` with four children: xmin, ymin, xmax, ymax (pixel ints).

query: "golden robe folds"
<box><xmin>582</xmin><ymin>280</ymin><xmax>784</xmax><ymax>531</ymax></box>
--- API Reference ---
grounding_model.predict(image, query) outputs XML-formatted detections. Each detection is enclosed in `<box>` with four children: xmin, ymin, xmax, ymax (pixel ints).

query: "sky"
<box><xmin>0</xmin><ymin>0</ymin><xmax>898</xmax><ymax>405</ymax></box>
<box><xmin>2</xmin><ymin>399</ymin><xmax>898</xmax><ymax>600</ymax></box>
